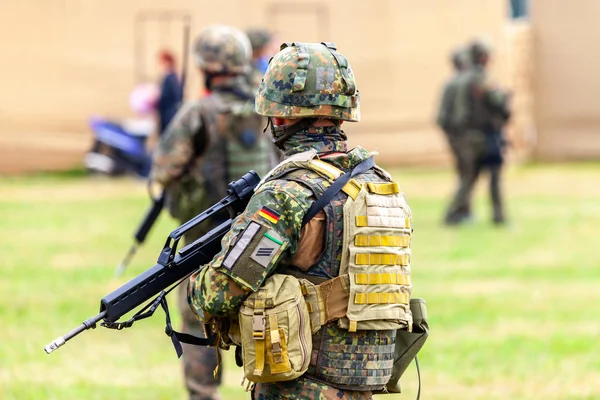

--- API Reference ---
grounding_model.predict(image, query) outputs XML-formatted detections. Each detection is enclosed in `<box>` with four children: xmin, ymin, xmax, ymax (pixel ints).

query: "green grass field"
<box><xmin>2</xmin><ymin>163</ymin><xmax>600</xmax><ymax>399</ymax></box>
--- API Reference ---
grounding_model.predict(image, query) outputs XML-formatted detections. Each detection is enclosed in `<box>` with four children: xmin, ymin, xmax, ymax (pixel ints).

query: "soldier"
<box><xmin>436</xmin><ymin>48</ymin><xmax>471</xmax><ymax>222</ymax></box>
<box><xmin>245</xmin><ymin>28</ymin><xmax>275</xmax><ymax>89</ymax></box>
<box><xmin>188</xmin><ymin>42</ymin><xmax>415</xmax><ymax>399</ymax></box>
<box><xmin>151</xmin><ymin>25</ymin><xmax>275</xmax><ymax>400</ymax></box>
<box><xmin>444</xmin><ymin>39</ymin><xmax>511</xmax><ymax>225</ymax></box>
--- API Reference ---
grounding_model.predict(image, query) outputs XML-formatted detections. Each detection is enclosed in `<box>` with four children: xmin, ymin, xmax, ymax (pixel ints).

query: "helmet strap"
<box><xmin>267</xmin><ymin>117</ymin><xmax>318</xmax><ymax>150</ymax></box>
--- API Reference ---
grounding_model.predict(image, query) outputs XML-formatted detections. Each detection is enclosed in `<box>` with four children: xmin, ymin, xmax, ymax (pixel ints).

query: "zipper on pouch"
<box><xmin>296</xmin><ymin>302</ymin><xmax>310</xmax><ymax>370</ymax></box>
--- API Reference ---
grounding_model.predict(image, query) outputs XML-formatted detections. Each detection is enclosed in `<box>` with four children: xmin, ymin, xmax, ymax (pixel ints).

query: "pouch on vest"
<box><xmin>383</xmin><ymin>297</ymin><xmax>429</xmax><ymax>394</ymax></box>
<box><xmin>238</xmin><ymin>274</ymin><xmax>312</xmax><ymax>383</ymax></box>
<box><xmin>217</xmin><ymin>101</ymin><xmax>271</xmax><ymax>180</ymax></box>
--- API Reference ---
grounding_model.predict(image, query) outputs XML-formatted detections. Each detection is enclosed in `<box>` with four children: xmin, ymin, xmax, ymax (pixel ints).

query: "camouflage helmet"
<box><xmin>246</xmin><ymin>28</ymin><xmax>272</xmax><ymax>53</ymax></box>
<box><xmin>255</xmin><ymin>42</ymin><xmax>360</xmax><ymax>122</ymax></box>
<box><xmin>193</xmin><ymin>25</ymin><xmax>252</xmax><ymax>75</ymax></box>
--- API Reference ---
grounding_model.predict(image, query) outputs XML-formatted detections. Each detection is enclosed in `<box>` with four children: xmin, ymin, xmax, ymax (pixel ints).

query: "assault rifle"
<box><xmin>45</xmin><ymin>171</ymin><xmax>260</xmax><ymax>355</ymax></box>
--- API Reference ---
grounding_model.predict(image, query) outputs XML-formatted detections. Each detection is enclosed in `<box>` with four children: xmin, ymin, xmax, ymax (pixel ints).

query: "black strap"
<box><xmin>160</xmin><ymin>295</ymin><xmax>216</xmax><ymax>358</ymax></box>
<box><xmin>415</xmin><ymin>356</ymin><xmax>421</xmax><ymax>400</ymax></box>
<box><xmin>301</xmin><ymin>157</ymin><xmax>375</xmax><ymax>227</ymax></box>
<box><xmin>101</xmin><ymin>278</ymin><xmax>217</xmax><ymax>358</ymax></box>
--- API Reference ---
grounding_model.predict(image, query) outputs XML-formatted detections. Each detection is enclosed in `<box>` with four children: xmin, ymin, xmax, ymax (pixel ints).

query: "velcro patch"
<box><xmin>223</xmin><ymin>222</ymin><xmax>261</xmax><ymax>270</ymax></box>
<box><xmin>250</xmin><ymin>230</ymin><xmax>284</xmax><ymax>268</ymax></box>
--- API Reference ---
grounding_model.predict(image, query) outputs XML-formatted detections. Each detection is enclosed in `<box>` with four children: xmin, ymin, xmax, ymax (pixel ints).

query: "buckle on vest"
<box><xmin>271</xmin><ymin>341</ymin><xmax>283</xmax><ymax>363</ymax></box>
<box><xmin>252</xmin><ymin>312</ymin><xmax>266</xmax><ymax>339</ymax></box>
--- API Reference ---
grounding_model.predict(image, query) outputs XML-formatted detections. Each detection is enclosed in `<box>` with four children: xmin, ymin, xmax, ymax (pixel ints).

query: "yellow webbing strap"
<box><xmin>348</xmin><ymin>320</ymin><xmax>358</xmax><ymax>333</ymax></box>
<box><xmin>307</xmin><ymin>160</ymin><xmax>364</xmax><ymax>200</ymax></box>
<box><xmin>254</xmin><ymin>339</ymin><xmax>265</xmax><ymax>376</ymax></box>
<box><xmin>366</xmin><ymin>182</ymin><xmax>400</xmax><ymax>195</ymax></box>
<box><xmin>342</xmin><ymin>179</ymin><xmax>362</xmax><ymax>200</ymax></box>
<box><xmin>268</xmin><ymin>314</ymin><xmax>283</xmax><ymax>364</ymax></box>
<box><xmin>252</xmin><ymin>294</ymin><xmax>266</xmax><ymax>376</ymax></box>
<box><xmin>355</xmin><ymin>216</ymin><xmax>411</xmax><ymax>228</ymax></box>
<box><xmin>355</xmin><ymin>253</ymin><xmax>410</xmax><ymax>266</ymax></box>
<box><xmin>355</xmin><ymin>273</ymin><xmax>411</xmax><ymax>285</ymax></box>
<box><xmin>355</xmin><ymin>235</ymin><xmax>410</xmax><ymax>247</ymax></box>
<box><xmin>354</xmin><ymin>292</ymin><xmax>410</xmax><ymax>305</ymax></box>
<box><xmin>307</xmin><ymin>159</ymin><xmax>343</xmax><ymax>180</ymax></box>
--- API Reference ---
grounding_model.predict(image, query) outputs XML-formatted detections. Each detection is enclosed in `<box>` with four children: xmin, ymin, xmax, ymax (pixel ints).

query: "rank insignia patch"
<box><xmin>258</xmin><ymin>206</ymin><xmax>280</xmax><ymax>224</ymax></box>
<box><xmin>250</xmin><ymin>229</ymin><xmax>284</xmax><ymax>268</ymax></box>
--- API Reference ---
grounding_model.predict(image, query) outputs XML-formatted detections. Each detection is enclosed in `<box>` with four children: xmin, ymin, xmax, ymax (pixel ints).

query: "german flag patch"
<box><xmin>258</xmin><ymin>206</ymin><xmax>280</xmax><ymax>224</ymax></box>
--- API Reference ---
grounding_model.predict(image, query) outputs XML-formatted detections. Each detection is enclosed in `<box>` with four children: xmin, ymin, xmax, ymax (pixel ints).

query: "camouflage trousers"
<box><xmin>253</xmin><ymin>376</ymin><xmax>373</xmax><ymax>400</ymax></box>
<box><xmin>445</xmin><ymin>129</ymin><xmax>505</xmax><ymax>224</ymax></box>
<box><xmin>178</xmin><ymin>284</ymin><xmax>222</xmax><ymax>400</ymax></box>
<box><xmin>445</xmin><ymin>130</ymin><xmax>472</xmax><ymax>219</ymax></box>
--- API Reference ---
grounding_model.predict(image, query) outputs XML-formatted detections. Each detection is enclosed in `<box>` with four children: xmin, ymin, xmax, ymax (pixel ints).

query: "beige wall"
<box><xmin>531</xmin><ymin>0</ymin><xmax>600</xmax><ymax>160</ymax></box>
<box><xmin>1</xmin><ymin>0</ymin><xmax>517</xmax><ymax>173</ymax></box>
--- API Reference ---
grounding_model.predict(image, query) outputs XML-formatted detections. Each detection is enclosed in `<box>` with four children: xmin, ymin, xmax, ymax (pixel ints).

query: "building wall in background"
<box><xmin>532</xmin><ymin>0</ymin><xmax>600</xmax><ymax>161</ymax></box>
<box><xmin>0</xmin><ymin>0</ymin><xmax>541</xmax><ymax>173</ymax></box>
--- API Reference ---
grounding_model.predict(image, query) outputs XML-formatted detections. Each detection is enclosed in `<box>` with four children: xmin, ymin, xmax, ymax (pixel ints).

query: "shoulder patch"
<box><xmin>250</xmin><ymin>230</ymin><xmax>284</xmax><ymax>268</ymax></box>
<box><xmin>258</xmin><ymin>206</ymin><xmax>280</xmax><ymax>224</ymax></box>
<box><xmin>223</xmin><ymin>222</ymin><xmax>261</xmax><ymax>270</ymax></box>
<box><xmin>219</xmin><ymin>222</ymin><xmax>288</xmax><ymax>291</ymax></box>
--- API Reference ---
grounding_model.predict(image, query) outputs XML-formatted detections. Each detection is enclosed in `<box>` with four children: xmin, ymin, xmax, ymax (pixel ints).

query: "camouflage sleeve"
<box><xmin>188</xmin><ymin>179</ymin><xmax>313</xmax><ymax>319</ymax></box>
<box><xmin>150</xmin><ymin>101</ymin><xmax>204</xmax><ymax>186</ymax></box>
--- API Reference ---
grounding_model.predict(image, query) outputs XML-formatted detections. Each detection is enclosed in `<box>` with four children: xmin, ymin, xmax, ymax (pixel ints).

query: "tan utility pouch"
<box><xmin>238</xmin><ymin>274</ymin><xmax>312</xmax><ymax>383</ymax></box>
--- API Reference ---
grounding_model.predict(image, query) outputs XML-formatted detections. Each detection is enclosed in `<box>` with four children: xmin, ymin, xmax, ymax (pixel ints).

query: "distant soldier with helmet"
<box><xmin>188</xmin><ymin>42</ymin><xmax>427</xmax><ymax>399</ymax></box>
<box><xmin>151</xmin><ymin>24</ymin><xmax>277</xmax><ymax>400</ymax></box>
<box><xmin>444</xmin><ymin>39</ymin><xmax>511</xmax><ymax>225</ymax></box>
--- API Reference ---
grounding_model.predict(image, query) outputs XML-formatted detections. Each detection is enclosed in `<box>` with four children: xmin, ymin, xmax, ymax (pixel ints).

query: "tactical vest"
<box><xmin>197</xmin><ymin>91</ymin><xmax>274</xmax><ymax>205</ymax></box>
<box><xmin>257</xmin><ymin>152</ymin><xmax>414</xmax><ymax>391</ymax></box>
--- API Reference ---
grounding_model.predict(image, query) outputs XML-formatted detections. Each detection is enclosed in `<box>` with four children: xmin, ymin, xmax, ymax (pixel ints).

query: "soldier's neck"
<box><xmin>283</xmin><ymin>125</ymin><xmax>348</xmax><ymax>157</ymax></box>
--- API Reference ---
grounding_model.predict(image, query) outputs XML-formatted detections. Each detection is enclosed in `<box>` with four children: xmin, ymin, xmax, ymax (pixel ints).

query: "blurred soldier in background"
<box><xmin>444</xmin><ymin>39</ymin><xmax>511</xmax><ymax>226</ymax></box>
<box><xmin>245</xmin><ymin>28</ymin><xmax>275</xmax><ymax>89</ymax></box>
<box><xmin>150</xmin><ymin>25</ymin><xmax>276</xmax><ymax>400</ymax></box>
<box><xmin>157</xmin><ymin>50</ymin><xmax>183</xmax><ymax>135</ymax></box>
<box><xmin>437</xmin><ymin>48</ymin><xmax>471</xmax><ymax>222</ymax></box>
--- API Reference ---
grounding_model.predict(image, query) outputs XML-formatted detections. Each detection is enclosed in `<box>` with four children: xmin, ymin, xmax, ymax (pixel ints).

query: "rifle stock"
<box><xmin>45</xmin><ymin>171</ymin><xmax>260</xmax><ymax>354</ymax></box>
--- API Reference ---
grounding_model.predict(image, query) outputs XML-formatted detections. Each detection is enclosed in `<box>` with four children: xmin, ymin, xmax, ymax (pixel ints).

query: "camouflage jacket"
<box><xmin>188</xmin><ymin>126</ymin><xmax>377</xmax><ymax>399</ymax></box>
<box><xmin>436</xmin><ymin>72</ymin><xmax>464</xmax><ymax>133</ymax></box>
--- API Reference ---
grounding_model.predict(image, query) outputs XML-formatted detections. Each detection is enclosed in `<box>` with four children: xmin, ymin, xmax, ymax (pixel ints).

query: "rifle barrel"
<box><xmin>44</xmin><ymin>311</ymin><xmax>107</xmax><ymax>354</ymax></box>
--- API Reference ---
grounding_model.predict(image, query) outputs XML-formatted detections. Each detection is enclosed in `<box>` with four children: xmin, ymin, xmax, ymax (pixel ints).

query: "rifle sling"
<box><xmin>160</xmin><ymin>294</ymin><xmax>216</xmax><ymax>358</ymax></box>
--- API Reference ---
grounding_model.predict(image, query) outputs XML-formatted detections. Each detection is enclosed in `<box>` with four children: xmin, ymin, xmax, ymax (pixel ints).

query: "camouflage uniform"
<box><xmin>151</xmin><ymin>25</ymin><xmax>276</xmax><ymax>400</ymax></box>
<box><xmin>436</xmin><ymin>48</ymin><xmax>471</xmax><ymax>221</ymax></box>
<box><xmin>444</xmin><ymin>40</ymin><xmax>511</xmax><ymax>225</ymax></box>
<box><xmin>188</xmin><ymin>42</ymin><xmax>413</xmax><ymax>399</ymax></box>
